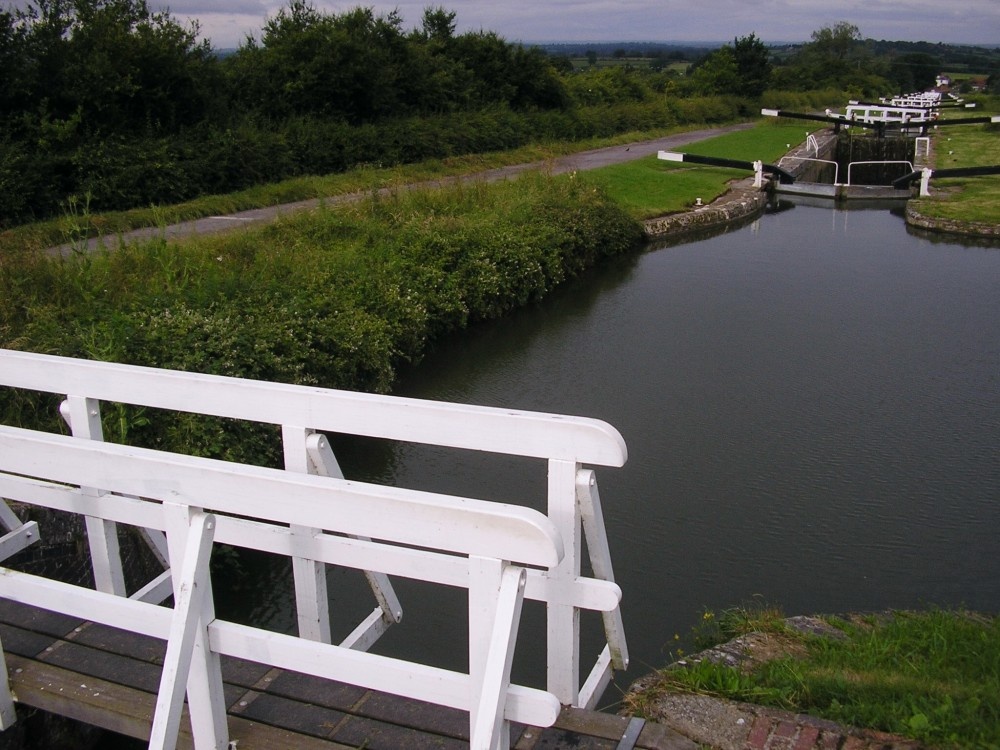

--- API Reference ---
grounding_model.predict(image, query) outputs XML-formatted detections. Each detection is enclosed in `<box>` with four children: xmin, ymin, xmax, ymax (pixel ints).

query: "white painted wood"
<box><xmin>0</xmin><ymin>633</ymin><xmax>16</xmax><ymax>729</ymax></box>
<box><xmin>576</xmin><ymin>470</ymin><xmax>629</xmax><ymax>670</ymax></box>
<box><xmin>578</xmin><ymin>646</ymin><xmax>614</xmax><ymax>711</ymax></box>
<box><xmin>0</xmin><ymin>521</ymin><xmax>40</xmax><ymax>562</ymax></box>
<box><xmin>149</xmin><ymin>511</ymin><xmax>220</xmax><ymax>750</ymax></box>
<box><xmin>546</xmin><ymin>459</ymin><xmax>581</xmax><ymax>705</ymax></box>
<box><xmin>0</xmin><ymin>349</ymin><xmax>626</xmax><ymax>466</ymax></box>
<box><xmin>129</xmin><ymin>569</ymin><xmax>174</xmax><ymax>604</ymax></box>
<box><xmin>470</xmin><ymin>564</ymin><xmax>527</xmax><ymax>750</ymax></box>
<box><xmin>0</xmin><ymin>474</ymin><xmax>169</xmax><ymax>531</ymax></box>
<box><xmin>338</xmin><ymin>608</ymin><xmax>391</xmax><ymax>652</ymax></box>
<box><xmin>0</xmin><ymin>566</ymin><xmax>172</xmax><ymax>639</ymax></box>
<box><xmin>162</xmin><ymin>504</ymin><xmax>228</xmax><ymax>750</ymax></box>
<box><xmin>0</xmin><ymin>427</ymin><xmax>563</xmax><ymax>567</ymax></box>
<box><xmin>0</xmin><ymin>350</ymin><xmax>632</xmax><ymax>729</ymax></box>
<box><xmin>207</xmin><ymin>620</ymin><xmax>560</xmax><ymax>727</ymax></box>
<box><xmin>0</xmin><ymin>493</ymin><xmax>40</xmax><ymax>563</ymax></box>
<box><xmin>63</xmin><ymin>396</ymin><xmax>128</xmax><ymax>597</ymax></box>
<box><xmin>0</xmin><ymin>501</ymin><xmax>24</xmax><ymax>532</ymax></box>
<box><xmin>0</xmin><ymin>473</ymin><xmax>618</xmax><ymax>610</ymax></box>
<box><xmin>306</xmin><ymin>433</ymin><xmax>403</xmax><ymax>625</ymax></box>
<box><xmin>283</xmin><ymin>425</ymin><xmax>332</xmax><ymax>643</ymax></box>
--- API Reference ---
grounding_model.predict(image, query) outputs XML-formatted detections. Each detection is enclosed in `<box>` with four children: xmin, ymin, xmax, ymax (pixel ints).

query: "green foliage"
<box><xmin>1</xmin><ymin>174</ymin><xmax>643</xmax><ymax>462</ymax></box>
<box><xmin>771</xmin><ymin>21</ymin><xmax>891</xmax><ymax>97</ymax></box>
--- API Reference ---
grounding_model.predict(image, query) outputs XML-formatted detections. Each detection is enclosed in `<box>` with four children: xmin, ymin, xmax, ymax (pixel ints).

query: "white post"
<box><xmin>149</xmin><ymin>511</ymin><xmax>220</xmax><ymax>750</ymax></box>
<box><xmin>61</xmin><ymin>397</ymin><xmax>127</xmax><ymax>596</ymax></box>
<box><xmin>162</xmin><ymin>504</ymin><xmax>228</xmax><ymax>749</ymax></box>
<box><xmin>920</xmin><ymin>168</ymin><xmax>933</xmax><ymax>197</ymax></box>
<box><xmin>282</xmin><ymin>425</ymin><xmax>332</xmax><ymax>643</ymax></box>
<box><xmin>753</xmin><ymin>160</ymin><xmax>764</xmax><ymax>188</ymax></box>
<box><xmin>546</xmin><ymin>459</ymin><xmax>581</xmax><ymax>705</ymax></box>
<box><xmin>469</xmin><ymin>558</ymin><xmax>527</xmax><ymax>750</ymax></box>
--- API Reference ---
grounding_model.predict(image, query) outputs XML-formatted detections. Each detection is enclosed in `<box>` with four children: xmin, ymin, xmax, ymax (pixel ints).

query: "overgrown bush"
<box><xmin>0</xmin><ymin>174</ymin><xmax>644</xmax><ymax>464</ymax></box>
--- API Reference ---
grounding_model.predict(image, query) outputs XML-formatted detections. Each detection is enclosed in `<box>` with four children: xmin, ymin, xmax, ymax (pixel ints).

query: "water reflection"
<box><xmin>223</xmin><ymin>202</ymin><xmax>1000</xmax><ymax>698</ymax></box>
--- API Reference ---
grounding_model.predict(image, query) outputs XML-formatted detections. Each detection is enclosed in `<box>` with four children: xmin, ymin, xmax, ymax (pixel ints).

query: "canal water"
<box><xmin>227</xmin><ymin>200</ymin><xmax>1000</xmax><ymax>700</ymax></box>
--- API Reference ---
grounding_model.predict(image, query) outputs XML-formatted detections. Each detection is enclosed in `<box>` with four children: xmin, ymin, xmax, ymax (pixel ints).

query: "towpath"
<box><xmin>52</xmin><ymin>123</ymin><xmax>755</xmax><ymax>256</ymax></box>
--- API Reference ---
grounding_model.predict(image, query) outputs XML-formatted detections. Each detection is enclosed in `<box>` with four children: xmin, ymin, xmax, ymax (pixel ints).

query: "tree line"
<box><xmin>2</xmin><ymin>1</ymin><xmax>994</xmax><ymax>228</ymax></box>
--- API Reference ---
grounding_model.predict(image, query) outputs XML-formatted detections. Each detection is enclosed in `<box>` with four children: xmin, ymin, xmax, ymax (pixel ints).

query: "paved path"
<box><xmin>52</xmin><ymin>124</ymin><xmax>755</xmax><ymax>256</ymax></box>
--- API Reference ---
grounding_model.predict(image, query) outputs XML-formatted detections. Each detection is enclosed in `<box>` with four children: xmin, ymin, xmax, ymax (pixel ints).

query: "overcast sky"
<box><xmin>9</xmin><ymin>0</ymin><xmax>1000</xmax><ymax>48</ymax></box>
<box><xmin>154</xmin><ymin>0</ymin><xmax>998</xmax><ymax>48</ymax></box>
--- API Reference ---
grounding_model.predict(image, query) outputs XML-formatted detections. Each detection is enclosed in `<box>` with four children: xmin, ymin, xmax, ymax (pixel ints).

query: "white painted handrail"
<box><xmin>0</xmin><ymin>425</ymin><xmax>561</xmax><ymax>749</ymax></box>
<box><xmin>0</xmin><ymin>349</ymin><xmax>627</xmax><ymax>466</ymax></box>
<box><xmin>0</xmin><ymin>350</ymin><xmax>630</xmax><ymax>744</ymax></box>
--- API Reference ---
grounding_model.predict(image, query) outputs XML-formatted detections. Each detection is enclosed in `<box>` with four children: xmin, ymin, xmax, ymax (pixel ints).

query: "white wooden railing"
<box><xmin>0</xmin><ymin>349</ymin><xmax>629</xmax><ymax>749</ymax></box>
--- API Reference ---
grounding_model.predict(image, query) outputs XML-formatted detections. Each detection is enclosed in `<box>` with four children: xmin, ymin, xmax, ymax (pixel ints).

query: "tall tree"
<box><xmin>732</xmin><ymin>33</ymin><xmax>771</xmax><ymax>97</ymax></box>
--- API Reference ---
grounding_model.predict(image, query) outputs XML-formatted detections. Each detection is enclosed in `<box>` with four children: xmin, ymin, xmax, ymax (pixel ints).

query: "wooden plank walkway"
<box><xmin>1</xmin><ymin>600</ymin><xmax>693</xmax><ymax>750</ymax></box>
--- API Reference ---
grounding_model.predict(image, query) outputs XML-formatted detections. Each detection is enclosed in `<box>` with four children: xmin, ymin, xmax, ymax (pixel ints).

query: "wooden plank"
<box><xmin>6</xmin><ymin>652</ymin><xmax>157</xmax><ymax>741</ymax></box>
<box><xmin>6</xmin><ymin>653</ymin><xmax>362</xmax><ymax>750</ymax></box>
<box><xmin>0</xmin><ymin>598</ymin><xmax>84</xmax><ymax>637</ymax></box>
<box><xmin>0</xmin><ymin>622</ymin><xmax>60</xmax><ymax>658</ymax></box>
<box><xmin>329</xmin><ymin>713</ymin><xmax>472</xmax><ymax>750</ymax></box>
<box><xmin>234</xmin><ymin>692</ymin><xmax>348</xmax><ymax>738</ymax></box>
<box><xmin>2</xmin><ymin>638</ymin><xmax>683</xmax><ymax>750</ymax></box>
<box><xmin>263</xmin><ymin>670</ymin><xmax>367</xmax><ymax>711</ymax></box>
<box><xmin>354</xmin><ymin>690</ymin><xmax>469</xmax><ymax>738</ymax></box>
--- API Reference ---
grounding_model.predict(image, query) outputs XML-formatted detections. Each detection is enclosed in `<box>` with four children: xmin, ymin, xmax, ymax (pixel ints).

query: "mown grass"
<box><xmin>909</xmin><ymin>96</ymin><xmax>1000</xmax><ymax>227</ymax></box>
<box><xmin>627</xmin><ymin>606</ymin><xmax>1000</xmax><ymax>749</ymax></box>
<box><xmin>579</xmin><ymin>121</ymin><xmax>814</xmax><ymax>218</ymax></box>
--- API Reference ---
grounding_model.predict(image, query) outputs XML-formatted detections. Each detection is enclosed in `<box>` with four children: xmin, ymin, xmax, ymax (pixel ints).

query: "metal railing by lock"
<box><xmin>0</xmin><ymin>349</ymin><xmax>629</xmax><ymax>749</ymax></box>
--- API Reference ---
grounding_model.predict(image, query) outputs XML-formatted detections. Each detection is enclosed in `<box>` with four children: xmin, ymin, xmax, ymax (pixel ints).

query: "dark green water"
<box><xmin>229</xmin><ymin>201</ymin><xmax>1000</xmax><ymax>698</ymax></box>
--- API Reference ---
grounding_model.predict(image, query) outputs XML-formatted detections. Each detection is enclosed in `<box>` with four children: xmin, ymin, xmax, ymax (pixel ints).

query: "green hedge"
<box><xmin>2</xmin><ymin>96</ymin><xmax>749</xmax><ymax>227</ymax></box>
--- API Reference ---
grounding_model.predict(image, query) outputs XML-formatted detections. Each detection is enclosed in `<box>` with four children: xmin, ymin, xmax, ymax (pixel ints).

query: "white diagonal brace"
<box><xmin>576</xmin><ymin>469</ymin><xmax>628</xmax><ymax>671</ymax></box>
<box><xmin>149</xmin><ymin>510</ymin><xmax>220</xmax><ymax>750</ymax></box>
<box><xmin>61</xmin><ymin>396</ymin><xmax>127</xmax><ymax>597</ymax></box>
<box><xmin>0</xmin><ymin>521</ymin><xmax>40</xmax><ymax>562</ymax></box>
<box><xmin>306</xmin><ymin>432</ymin><xmax>403</xmax><ymax>628</ymax></box>
<box><xmin>162</xmin><ymin>504</ymin><xmax>228</xmax><ymax>749</ymax></box>
<box><xmin>471</xmin><ymin>563</ymin><xmax>527</xmax><ymax>750</ymax></box>
<box><xmin>0</xmin><ymin>500</ymin><xmax>25</xmax><ymax>532</ymax></box>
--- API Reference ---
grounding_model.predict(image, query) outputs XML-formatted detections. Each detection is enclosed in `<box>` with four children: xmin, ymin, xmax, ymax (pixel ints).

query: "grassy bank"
<box><xmin>0</xmin><ymin>172</ymin><xmax>643</xmax><ymax>463</ymax></box>
<box><xmin>909</xmin><ymin>96</ymin><xmax>1000</xmax><ymax>227</ymax></box>
<box><xmin>626</xmin><ymin>606</ymin><xmax>1000</xmax><ymax>748</ymax></box>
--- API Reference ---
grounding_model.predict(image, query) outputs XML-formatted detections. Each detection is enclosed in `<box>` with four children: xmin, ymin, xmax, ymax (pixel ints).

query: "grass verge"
<box><xmin>909</xmin><ymin>95</ymin><xmax>1000</xmax><ymax>227</ymax></box>
<box><xmin>579</xmin><ymin>121</ymin><xmax>815</xmax><ymax>218</ymax></box>
<box><xmin>626</xmin><ymin>605</ymin><xmax>1000</xmax><ymax>749</ymax></box>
